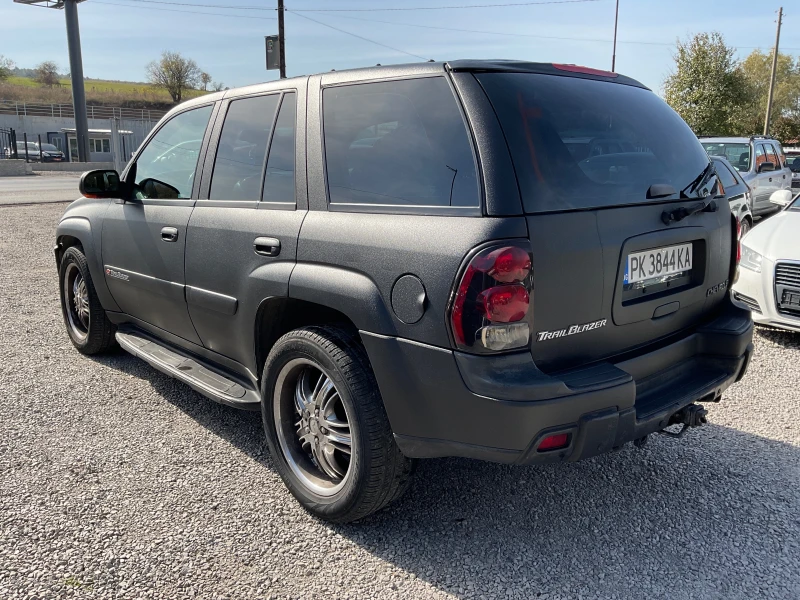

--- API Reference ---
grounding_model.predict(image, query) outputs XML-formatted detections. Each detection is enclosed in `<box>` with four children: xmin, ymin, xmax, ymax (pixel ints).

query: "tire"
<box><xmin>59</xmin><ymin>246</ymin><xmax>116</xmax><ymax>355</ymax></box>
<box><xmin>261</xmin><ymin>326</ymin><xmax>415</xmax><ymax>523</ymax></box>
<box><xmin>740</xmin><ymin>217</ymin><xmax>752</xmax><ymax>237</ymax></box>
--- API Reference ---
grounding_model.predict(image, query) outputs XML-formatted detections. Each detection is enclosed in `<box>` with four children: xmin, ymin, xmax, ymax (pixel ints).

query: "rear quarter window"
<box><xmin>322</xmin><ymin>76</ymin><xmax>479</xmax><ymax>210</ymax></box>
<box><xmin>478</xmin><ymin>73</ymin><xmax>711</xmax><ymax>213</ymax></box>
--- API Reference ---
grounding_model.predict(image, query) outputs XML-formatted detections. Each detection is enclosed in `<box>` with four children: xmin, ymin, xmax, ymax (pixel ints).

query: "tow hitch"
<box><xmin>658</xmin><ymin>403</ymin><xmax>708</xmax><ymax>439</ymax></box>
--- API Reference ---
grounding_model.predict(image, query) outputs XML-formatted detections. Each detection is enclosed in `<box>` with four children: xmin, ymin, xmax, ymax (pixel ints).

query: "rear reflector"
<box><xmin>537</xmin><ymin>433</ymin><xmax>569</xmax><ymax>452</ymax></box>
<box><xmin>552</xmin><ymin>63</ymin><xmax>618</xmax><ymax>78</ymax></box>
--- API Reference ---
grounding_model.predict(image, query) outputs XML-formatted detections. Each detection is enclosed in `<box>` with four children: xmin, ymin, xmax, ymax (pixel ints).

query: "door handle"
<box><xmin>769</xmin><ymin>177</ymin><xmax>773</xmax><ymax>182</ymax></box>
<box><xmin>254</xmin><ymin>237</ymin><xmax>281</xmax><ymax>257</ymax></box>
<box><xmin>161</xmin><ymin>227</ymin><xmax>179</xmax><ymax>242</ymax></box>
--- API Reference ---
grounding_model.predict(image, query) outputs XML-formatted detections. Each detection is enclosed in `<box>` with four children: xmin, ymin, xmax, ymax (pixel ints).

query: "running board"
<box><xmin>115</xmin><ymin>331</ymin><xmax>261</xmax><ymax>411</ymax></box>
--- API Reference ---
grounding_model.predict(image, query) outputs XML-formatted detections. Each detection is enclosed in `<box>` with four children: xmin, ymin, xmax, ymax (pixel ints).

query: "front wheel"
<box><xmin>739</xmin><ymin>217</ymin><xmax>752</xmax><ymax>237</ymax></box>
<box><xmin>261</xmin><ymin>326</ymin><xmax>415</xmax><ymax>523</ymax></box>
<box><xmin>59</xmin><ymin>246</ymin><xmax>116</xmax><ymax>355</ymax></box>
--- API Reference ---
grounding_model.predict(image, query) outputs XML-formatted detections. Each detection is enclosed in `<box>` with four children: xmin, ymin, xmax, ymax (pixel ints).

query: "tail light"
<box><xmin>736</xmin><ymin>218</ymin><xmax>742</xmax><ymax>265</ymax></box>
<box><xmin>449</xmin><ymin>241</ymin><xmax>533</xmax><ymax>353</ymax></box>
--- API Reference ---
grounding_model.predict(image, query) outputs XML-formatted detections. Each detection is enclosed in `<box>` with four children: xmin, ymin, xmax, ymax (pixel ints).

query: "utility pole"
<box><xmin>611</xmin><ymin>0</ymin><xmax>620</xmax><ymax>72</ymax></box>
<box><xmin>278</xmin><ymin>0</ymin><xmax>286</xmax><ymax>79</ymax></box>
<box><xmin>14</xmin><ymin>0</ymin><xmax>90</xmax><ymax>162</ymax></box>
<box><xmin>764</xmin><ymin>6</ymin><xmax>783</xmax><ymax>136</ymax></box>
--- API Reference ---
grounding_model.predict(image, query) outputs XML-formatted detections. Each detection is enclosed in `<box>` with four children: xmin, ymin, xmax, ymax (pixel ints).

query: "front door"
<box><xmin>184</xmin><ymin>90</ymin><xmax>305</xmax><ymax>371</ymax></box>
<box><xmin>102</xmin><ymin>103</ymin><xmax>215</xmax><ymax>345</ymax></box>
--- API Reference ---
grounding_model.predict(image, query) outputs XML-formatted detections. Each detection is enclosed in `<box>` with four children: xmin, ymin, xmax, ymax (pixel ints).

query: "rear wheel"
<box><xmin>262</xmin><ymin>326</ymin><xmax>415</xmax><ymax>523</ymax></box>
<box><xmin>59</xmin><ymin>246</ymin><xmax>116</xmax><ymax>355</ymax></box>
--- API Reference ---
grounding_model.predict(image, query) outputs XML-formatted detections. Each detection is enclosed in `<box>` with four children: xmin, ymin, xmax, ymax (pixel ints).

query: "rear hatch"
<box><xmin>476</xmin><ymin>69</ymin><xmax>733</xmax><ymax>373</ymax></box>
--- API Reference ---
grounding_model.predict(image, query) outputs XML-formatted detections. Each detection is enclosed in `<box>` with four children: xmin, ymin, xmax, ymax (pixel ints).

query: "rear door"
<box><xmin>477</xmin><ymin>71</ymin><xmax>732</xmax><ymax>372</ymax></box>
<box><xmin>184</xmin><ymin>87</ymin><xmax>306</xmax><ymax>372</ymax></box>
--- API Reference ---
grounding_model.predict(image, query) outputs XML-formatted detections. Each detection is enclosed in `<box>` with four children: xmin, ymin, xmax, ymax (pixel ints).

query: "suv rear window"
<box><xmin>322</xmin><ymin>76</ymin><xmax>479</xmax><ymax>209</ymax></box>
<box><xmin>478</xmin><ymin>73</ymin><xmax>711</xmax><ymax>213</ymax></box>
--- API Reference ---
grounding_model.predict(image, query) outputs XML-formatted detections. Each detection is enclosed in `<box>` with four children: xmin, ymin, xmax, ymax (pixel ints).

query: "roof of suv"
<box><xmin>174</xmin><ymin>59</ymin><xmax>647</xmax><ymax>114</ymax></box>
<box><xmin>700</xmin><ymin>136</ymin><xmax>783</xmax><ymax>145</ymax></box>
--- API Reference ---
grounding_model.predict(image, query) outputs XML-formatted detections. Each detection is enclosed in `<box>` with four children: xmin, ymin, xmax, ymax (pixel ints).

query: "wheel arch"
<box><xmin>55</xmin><ymin>216</ymin><xmax>120</xmax><ymax>312</ymax></box>
<box><xmin>254</xmin><ymin>297</ymin><xmax>361</xmax><ymax>383</ymax></box>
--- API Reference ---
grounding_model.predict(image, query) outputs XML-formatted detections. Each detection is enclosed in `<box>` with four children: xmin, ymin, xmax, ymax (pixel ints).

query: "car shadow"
<box><xmin>755</xmin><ymin>325</ymin><xmax>800</xmax><ymax>348</ymax></box>
<box><xmin>92</xmin><ymin>350</ymin><xmax>800</xmax><ymax>599</ymax></box>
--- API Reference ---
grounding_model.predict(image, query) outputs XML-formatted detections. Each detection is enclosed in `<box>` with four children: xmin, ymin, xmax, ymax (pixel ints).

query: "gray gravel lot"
<box><xmin>1</xmin><ymin>202</ymin><xmax>799</xmax><ymax>600</ymax></box>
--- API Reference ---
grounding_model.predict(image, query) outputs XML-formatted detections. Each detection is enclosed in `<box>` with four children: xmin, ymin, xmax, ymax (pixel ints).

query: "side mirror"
<box><xmin>757</xmin><ymin>161</ymin><xmax>776</xmax><ymax>173</ymax></box>
<box><xmin>138</xmin><ymin>178</ymin><xmax>181</xmax><ymax>200</ymax></box>
<box><xmin>770</xmin><ymin>189</ymin><xmax>793</xmax><ymax>207</ymax></box>
<box><xmin>79</xmin><ymin>169</ymin><xmax>121</xmax><ymax>198</ymax></box>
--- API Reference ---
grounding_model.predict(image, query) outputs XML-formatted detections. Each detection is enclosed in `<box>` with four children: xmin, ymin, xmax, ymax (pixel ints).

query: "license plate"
<box><xmin>625</xmin><ymin>243</ymin><xmax>692</xmax><ymax>285</ymax></box>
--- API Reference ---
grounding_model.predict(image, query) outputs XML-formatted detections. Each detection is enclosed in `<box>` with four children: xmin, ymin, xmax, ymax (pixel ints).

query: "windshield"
<box><xmin>701</xmin><ymin>142</ymin><xmax>751</xmax><ymax>172</ymax></box>
<box><xmin>38</xmin><ymin>143</ymin><xmax>59</xmax><ymax>152</ymax></box>
<box><xmin>788</xmin><ymin>192</ymin><xmax>800</xmax><ymax>210</ymax></box>
<box><xmin>478</xmin><ymin>73</ymin><xmax>712</xmax><ymax>213</ymax></box>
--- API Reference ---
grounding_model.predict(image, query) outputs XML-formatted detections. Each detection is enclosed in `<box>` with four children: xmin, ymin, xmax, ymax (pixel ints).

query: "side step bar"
<box><xmin>116</xmin><ymin>331</ymin><xmax>261</xmax><ymax>411</ymax></box>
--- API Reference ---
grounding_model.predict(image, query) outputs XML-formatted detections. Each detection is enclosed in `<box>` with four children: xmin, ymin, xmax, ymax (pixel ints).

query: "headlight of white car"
<box><xmin>740</xmin><ymin>244</ymin><xmax>763</xmax><ymax>273</ymax></box>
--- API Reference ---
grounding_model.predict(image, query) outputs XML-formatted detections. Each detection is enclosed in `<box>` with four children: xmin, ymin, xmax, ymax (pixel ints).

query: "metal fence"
<box><xmin>0</xmin><ymin>101</ymin><xmax>168</xmax><ymax>122</ymax></box>
<box><xmin>0</xmin><ymin>127</ymin><xmax>18</xmax><ymax>159</ymax></box>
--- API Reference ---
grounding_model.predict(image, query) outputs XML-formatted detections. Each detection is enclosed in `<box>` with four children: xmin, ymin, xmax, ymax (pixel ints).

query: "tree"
<box><xmin>771</xmin><ymin>116</ymin><xmax>800</xmax><ymax>145</ymax></box>
<box><xmin>212</xmin><ymin>81</ymin><xmax>225</xmax><ymax>92</ymax></box>
<box><xmin>146</xmin><ymin>51</ymin><xmax>201</xmax><ymax>103</ymax></box>
<box><xmin>34</xmin><ymin>61</ymin><xmax>61</xmax><ymax>87</ymax></box>
<box><xmin>739</xmin><ymin>50</ymin><xmax>800</xmax><ymax>135</ymax></box>
<box><xmin>0</xmin><ymin>55</ymin><xmax>14</xmax><ymax>81</ymax></box>
<box><xmin>663</xmin><ymin>33</ymin><xmax>753</xmax><ymax>136</ymax></box>
<box><xmin>200</xmin><ymin>71</ymin><xmax>212</xmax><ymax>91</ymax></box>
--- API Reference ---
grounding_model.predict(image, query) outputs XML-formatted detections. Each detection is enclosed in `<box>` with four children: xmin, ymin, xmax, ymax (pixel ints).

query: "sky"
<box><xmin>1</xmin><ymin>0</ymin><xmax>798</xmax><ymax>95</ymax></box>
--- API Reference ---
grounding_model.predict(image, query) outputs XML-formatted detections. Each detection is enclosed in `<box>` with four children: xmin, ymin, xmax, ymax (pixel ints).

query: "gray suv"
<box><xmin>700</xmin><ymin>136</ymin><xmax>793</xmax><ymax>217</ymax></box>
<box><xmin>55</xmin><ymin>61</ymin><xmax>753</xmax><ymax>522</ymax></box>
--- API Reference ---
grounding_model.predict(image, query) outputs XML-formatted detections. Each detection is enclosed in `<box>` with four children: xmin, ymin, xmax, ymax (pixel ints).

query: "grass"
<box><xmin>2</xmin><ymin>76</ymin><xmax>208</xmax><ymax>109</ymax></box>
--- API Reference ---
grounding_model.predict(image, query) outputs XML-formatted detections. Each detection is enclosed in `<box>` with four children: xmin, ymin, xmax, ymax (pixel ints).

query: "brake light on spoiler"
<box><xmin>552</xmin><ymin>64</ymin><xmax>619</xmax><ymax>78</ymax></box>
<box><xmin>449</xmin><ymin>242</ymin><xmax>533</xmax><ymax>353</ymax></box>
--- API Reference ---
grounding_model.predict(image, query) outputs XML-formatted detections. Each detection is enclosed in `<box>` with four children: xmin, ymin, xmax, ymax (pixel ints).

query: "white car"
<box><xmin>731</xmin><ymin>189</ymin><xmax>800</xmax><ymax>331</ymax></box>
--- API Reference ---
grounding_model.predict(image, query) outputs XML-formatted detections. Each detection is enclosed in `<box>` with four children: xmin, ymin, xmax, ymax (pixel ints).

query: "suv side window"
<box><xmin>133</xmin><ymin>105</ymin><xmax>213</xmax><ymax>200</ymax></box>
<box><xmin>210</xmin><ymin>94</ymin><xmax>281</xmax><ymax>201</ymax></box>
<box><xmin>765</xmin><ymin>143</ymin><xmax>780</xmax><ymax>167</ymax></box>
<box><xmin>322</xmin><ymin>76</ymin><xmax>479</xmax><ymax>210</ymax></box>
<box><xmin>755</xmin><ymin>143</ymin><xmax>766</xmax><ymax>169</ymax></box>
<box><xmin>262</xmin><ymin>92</ymin><xmax>296</xmax><ymax>204</ymax></box>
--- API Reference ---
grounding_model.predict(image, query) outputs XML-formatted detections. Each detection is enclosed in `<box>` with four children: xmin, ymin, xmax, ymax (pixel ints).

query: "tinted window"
<box><xmin>210</xmin><ymin>94</ymin><xmax>280</xmax><ymax>201</ymax></box>
<box><xmin>714</xmin><ymin>160</ymin><xmax>738</xmax><ymax>189</ymax></box>
<box><xmin>134</xmin><ymin>105</ymin><xmax>213</xmax><ymax>200</ymax></box>
<box><xmin>701</xmin><ymin>142</ymin><xmax>750</xmax><ymax>172</ymax></box>
<box><xmin>262</xmin><ymin>92</ymin><xmax>296</xmax><ymax>204</ymax></box>
<box><xmin>323</xmin><ymin>77</ymin><xmax>479</xmax><ymax>208</ymax></box>
<box><xmin>481</xmin><ymin>73</ymin><xmax>713</xmax><ymax>213</ymax></box>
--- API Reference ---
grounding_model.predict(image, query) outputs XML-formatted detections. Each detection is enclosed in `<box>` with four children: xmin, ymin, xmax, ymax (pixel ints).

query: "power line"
<box><xmin>289</xmin><ymin>0</ymin><xmax>606</xmax><ymax>11</ymax></box>
<box><xmin>287</xmin><ymin>10</ymin><xmax>433</xmax><ymax>61</ymax></box>
<box><xmin>91</xmin><ymin>0</ymin><xmax>276</xmax><ymax>19</ymax></box>
<box><xmin>298</xmin><ymin>10</ymin><xmax>800</xmax><ymax>51</ymax></box>
<box><xmin>100</xmin><ymin>0</ymin><xmax>273</xmax><ymax>9</ymax></box>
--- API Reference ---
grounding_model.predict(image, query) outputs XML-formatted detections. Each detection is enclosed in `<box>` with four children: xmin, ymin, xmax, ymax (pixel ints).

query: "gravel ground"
<box><xmin>1</xmin><ymin>203</ymin><xmax>799</xmax><ymax>600</ymax></box>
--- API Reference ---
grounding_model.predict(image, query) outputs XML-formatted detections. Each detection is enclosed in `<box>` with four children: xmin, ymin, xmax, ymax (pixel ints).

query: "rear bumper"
<box><xmin>362</xmin><ymin>303</ymin><xmax>753</xmax><ymax>465</ymax></box>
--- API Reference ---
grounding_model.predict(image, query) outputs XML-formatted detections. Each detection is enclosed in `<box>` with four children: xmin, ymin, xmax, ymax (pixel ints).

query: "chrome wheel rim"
<box><xmin>274</xmin><ymin>359</ymin><xmax>353</xmax><ymax>496</ymax></box>
<box><xmin>64</xmin><ymin>263</ymin><xmax>89</xmax><ymax>341</ymax></box>
<box><xmin>740</xmin><ymin>220</ymin><xmax>750</xmax><ymax>236</ymax></box>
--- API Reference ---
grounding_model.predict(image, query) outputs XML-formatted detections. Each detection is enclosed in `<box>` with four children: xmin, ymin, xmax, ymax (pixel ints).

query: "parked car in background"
<box><xmin>2</xmin><ymin>140</ymin><xmax>65</xmax><ymax>162</ymax></box>
<box><xmin>34</xmin><ymin>142</ymin><xmax>66</xmax><ymax>163</ymax></box>
<box><xmin>711</xmin><ymin>155</ymin><xmax>753</xmax><ymax>235</ymax></box>
<box><xmin>55</xmin><ymin>60</ymin><xmax>753</xmax><ymax>522</ymax></box>
<box><xmin>785</xmin><ymin>147</ymin><xmax>800</xmax><ymax>189</ymax></box>
<box><xmin>700</xmin><ymin>136</ymin><xmax>792</xmax><ymax>217</ymax></box>
<box><xmin>732</xmin><ymin>189</ymin><xmax>800</xmax><ymax>331</ymax></box>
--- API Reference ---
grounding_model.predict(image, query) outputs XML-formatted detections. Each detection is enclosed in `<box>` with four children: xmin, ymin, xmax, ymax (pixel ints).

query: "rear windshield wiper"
<box><xmin>661</xmin><ymin>199</ymin><xmax>717</xmax><ymax>225</ymax></box>
<box><xmin>680</xmin><ymin>162</ymin><xmax>714</xmax><ymax>199</ymax></box>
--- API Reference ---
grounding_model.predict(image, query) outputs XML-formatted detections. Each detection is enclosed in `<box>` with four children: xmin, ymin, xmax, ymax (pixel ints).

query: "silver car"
<box><xmin>700</xmin><ymin>136</ymin><xmax>793</xmax><ymax>217</ymax></box>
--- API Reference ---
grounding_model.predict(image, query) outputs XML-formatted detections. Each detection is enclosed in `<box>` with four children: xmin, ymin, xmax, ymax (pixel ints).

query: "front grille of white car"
<box><xmin>775</xmin><ymin>262</ymin><xmax>800</xmax><ymax>316</ymax></box>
